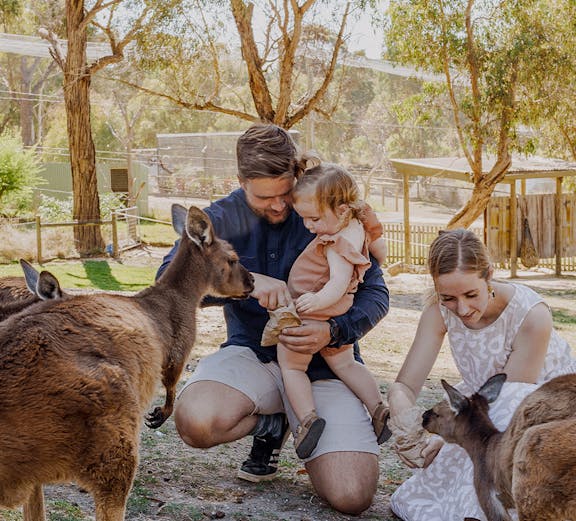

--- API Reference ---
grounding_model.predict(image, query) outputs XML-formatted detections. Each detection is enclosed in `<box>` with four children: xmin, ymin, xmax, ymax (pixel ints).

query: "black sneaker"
<box><xmin>237</xmin><ymin>416</ymin><xmax>290</xmax><ymax>483</ymax></box>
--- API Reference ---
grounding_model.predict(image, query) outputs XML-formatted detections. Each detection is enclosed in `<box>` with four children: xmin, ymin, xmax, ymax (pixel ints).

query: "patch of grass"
<box><xmin>48</xmin><ymin>500</ymin><xmax>85</xmax><ymax>521</ymax></box>
<box><xmin>0</xmin><ymin>510</ymin><xmax>23</xmax><ymax>521</ymax></box>
<box><xmin>0</xmin><ymin>261</ymin><xmax>156</xmax><ymax>291</ymax></box>
<box><xmin>139</xmin><ymin>220</ymin><xmax>178</xmax><ymax>247</ymax></box>
<box><xmin>126</xmin><ymin>481</ymin><xmax>154</xmax><ymax>516</ymax></box>
<box><xmin>552</xmin><ymin>308</ymin><xmax>576</xmax><ymax>325</ymax></box>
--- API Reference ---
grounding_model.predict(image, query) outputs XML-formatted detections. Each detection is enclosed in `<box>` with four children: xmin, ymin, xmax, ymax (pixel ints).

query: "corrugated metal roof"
<box><xmin>0</xmin><ymin>32</ymin><xmax>111</xmax><ymax>61</ymax></box>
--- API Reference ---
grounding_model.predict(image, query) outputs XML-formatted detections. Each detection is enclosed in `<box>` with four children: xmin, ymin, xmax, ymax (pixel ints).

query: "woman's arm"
<box><xmin>388</xmin><ymin>303</ymin><xmax>447</xmax><ymax>415</ymax></box>
<box><xmin>387</xmin><ymin>302</ymin><xmax>447</xmax><ymax>468</ymax></box>
<box><xmin>503</xmin><ymin>302</ymin><xmax>552</xmax><ymax>383</ymax></box>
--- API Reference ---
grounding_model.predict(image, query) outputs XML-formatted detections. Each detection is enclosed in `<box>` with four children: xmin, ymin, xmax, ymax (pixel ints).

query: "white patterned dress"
<box><xmin>390</xmin><ymin>282</ymin><xmax>576</xmax><ymax>521</ymax></box>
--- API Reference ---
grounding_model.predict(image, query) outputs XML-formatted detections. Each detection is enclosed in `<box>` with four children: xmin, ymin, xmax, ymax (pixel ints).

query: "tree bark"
<box><xmin>447</xmin><ymin>157</ymin><xmax>510</xmax><ymax>229</ymax></box>
<box><xmin>64</xmin><ymin>0</ymin><xmax>104</xmax><ymax>255</ymax></box>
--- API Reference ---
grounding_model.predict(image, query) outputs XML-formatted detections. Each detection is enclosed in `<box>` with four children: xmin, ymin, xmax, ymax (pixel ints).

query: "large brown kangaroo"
<box><xmin>0</xmin><ymin>259</ymin><xmax>63</xmax><ymax>321</ymax></box>
<box><xmin>0</xmin><ymin>204</ymin><xmax>254</xmax><ymax>521</ymax></box>
<box><xmin>422</xmin><ymin>373</ymin><xmax>576</xmax><ymax>521</ymax></box>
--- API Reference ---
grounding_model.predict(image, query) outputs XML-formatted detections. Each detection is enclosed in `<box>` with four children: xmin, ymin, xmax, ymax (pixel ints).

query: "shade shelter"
<box><xmin>388</xmin><ymin>156</ymin><xmax>576</xmax><ymax>276</ymax></box>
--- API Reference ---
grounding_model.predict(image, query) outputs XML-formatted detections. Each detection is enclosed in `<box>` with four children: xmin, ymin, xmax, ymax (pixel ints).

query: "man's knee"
<box><xmin>307</xmin><ymin>452</ymin><xmax>378</xmax><ymax>515</ymax></box>
<box><xmin>174</xmin><ymin>398</ymin><xmax>218</xmax><ymax>448</ymax></box>
<box><xmin>321</xmin><ymin>478</ymin><xmax>376</xmax><ymax>515</ymax></box>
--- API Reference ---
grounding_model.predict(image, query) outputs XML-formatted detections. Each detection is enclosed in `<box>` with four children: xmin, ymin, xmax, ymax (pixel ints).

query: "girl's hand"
<box><xmin>295</xmin><ymin>292</ymin><xmax>321</xmax><ymax>313</ymax></box>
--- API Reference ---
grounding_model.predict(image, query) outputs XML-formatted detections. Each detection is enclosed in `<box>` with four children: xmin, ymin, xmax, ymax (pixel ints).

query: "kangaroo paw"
<box><xmin>145</xmin><ymin>406</ymin><xmax>168</xmax><ymax>429</ymax></box>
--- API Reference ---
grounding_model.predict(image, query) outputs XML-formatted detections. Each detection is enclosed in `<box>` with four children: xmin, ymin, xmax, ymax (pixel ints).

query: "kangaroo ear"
<box><xmin>37</xmin><ymin>271</ymin><xmax>62</xmax><ymax>300</ymax></box>
<box><xmin>20</xmin><ymin>259</ymin><xmax>39</xmax><ymax>295</ymax></box>
<box><xmin>478</xmin><ymin>373</ymin><xmax>507</xmax><ymax>404</ymax></box>
<box><xmin>441</xmin><ymin>379</ymin><xmax>468</xmax><ymax>414</ymax></box>
<box><xmin>171</xmin><ymin>204</ymin><xmax>187</xmax><ymax>237</ymax></box>
<box><xmin>184</xmin><ymin>206</ymin><xmax>213</xmax><ymax>248</ymax></box>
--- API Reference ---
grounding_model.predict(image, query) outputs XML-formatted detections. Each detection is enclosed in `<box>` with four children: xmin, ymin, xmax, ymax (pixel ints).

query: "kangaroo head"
<box><xmin>171</xmin><ymin>204</ymin><xmax>254</xmax><ymax>299</ymax></box>
<box><xmin>422</xmin><ymin>374</ymin><xmax>507</xmax><ymax>443</ymax></box>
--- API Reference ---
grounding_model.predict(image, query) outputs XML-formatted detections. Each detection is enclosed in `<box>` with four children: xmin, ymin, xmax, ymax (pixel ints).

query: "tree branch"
<box><xmin>465</xmin><ymin>0</ymin><xmax>484</xmax><ymax>182</ymax></box>
<box><xmin>110</xmin><ymin>77</ymin><xmax>259</xmax><ymax>122</ymax></box>
<box><xmin>231</xmin><ymin>0</ymin><xmax>275</xmax><ymax>121</ymax></box>
<box><xmin>285</xmin><ymin>2</ymin><xmax>350</xmax><ymax>128</ymax></box>
<box><xmin>437</xmin><ymin>0</ymin><xmax>473</xmax><ymax>173</ymax></box>
<box><xmin>80</xmin><ymin>0</ymin><xmax>123</xmax><ymax>32</ymax></box>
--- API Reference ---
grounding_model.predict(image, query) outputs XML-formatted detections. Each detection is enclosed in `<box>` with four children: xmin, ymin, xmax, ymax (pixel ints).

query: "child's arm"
<box><xmin>295</xmin><ymin>247</ymin><xmax>354</xmax><ymax>314</ymax></box>
<box><xmin>369</xmin><ymin>237</ymin><xmax>387</xmax><ymax>266</ymax></box>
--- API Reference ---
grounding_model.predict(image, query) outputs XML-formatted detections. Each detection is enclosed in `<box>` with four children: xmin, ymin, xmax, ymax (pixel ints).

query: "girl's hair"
<box><xmin>236</xmin><ymin>123</ymin><xmax>320</xmax><ymax>181</ymax></box>
<box><xmin>428</xmin><ymin>228</ymin><xmax>491</xmax><ymax>280</ymax></box>
<box><xmin>292</xmin><ymin>162</ymin><xmax>362</xmax><ymax>217</ymax></box>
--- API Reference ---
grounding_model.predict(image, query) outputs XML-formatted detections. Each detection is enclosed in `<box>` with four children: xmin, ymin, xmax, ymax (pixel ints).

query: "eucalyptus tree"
<box><xmin>39</xmin><ymin>0</ymin><xmax>180</xmax><ymax>255</ymax></box>
<box><xmin>0</xmin><ymin>0</ymin><xmax>61</xmax><ymax>146</ymax></box>
<box><xmin>385</xmin><ymin>0</ymin><xmax>562</xmax><ymax>228</ymax></box>
<box><xmin>127</xmin><ymin>0</ymin><xmax>376</xmax><ymax>130</ymax></box>
<box><xmin>520</xmin><ymin>1</ymin><xmax>576</xmax><ymax>166</ymax></box>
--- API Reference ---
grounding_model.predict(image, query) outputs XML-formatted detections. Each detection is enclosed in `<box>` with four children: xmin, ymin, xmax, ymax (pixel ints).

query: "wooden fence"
<box><xmin>384</xmin><ymin>222</ymin><xmax>576</xmax><ymax>271</ymax></box>
<box><xmin>486</xmin><ymin>194</ymin><xmax>576</xmax><ymax>273</ymax></box>
<box><xmin>383</xmin><ymin>224</ymin><xmax>482</xmax><ymax>266</ymax></box>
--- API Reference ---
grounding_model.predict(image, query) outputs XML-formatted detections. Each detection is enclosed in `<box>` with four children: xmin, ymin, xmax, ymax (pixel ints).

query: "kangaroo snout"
<box><xmin>421</xmin><ymin>409</ymin><xmax>435</xmax><ymax>429</ymax></box>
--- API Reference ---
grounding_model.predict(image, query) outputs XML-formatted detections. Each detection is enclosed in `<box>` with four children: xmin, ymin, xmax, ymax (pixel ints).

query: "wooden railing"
<box><xmin>383</xmin><ymin>223</ymin><xmax>576</xmax><ymax>271</ymax></box>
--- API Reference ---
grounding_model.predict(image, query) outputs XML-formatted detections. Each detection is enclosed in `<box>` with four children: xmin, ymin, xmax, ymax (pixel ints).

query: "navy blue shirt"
<box><xmin>156</xmin><ymin>189</ymin><xmax>390</xmax><ymax>381</ymax></box>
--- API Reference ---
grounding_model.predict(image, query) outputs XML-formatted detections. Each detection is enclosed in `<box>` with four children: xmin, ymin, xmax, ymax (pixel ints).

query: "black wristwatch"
<box><xmin>327</xmin><ymin>318</ymin><xmax>341</xmax><ymax>347</ymax></box>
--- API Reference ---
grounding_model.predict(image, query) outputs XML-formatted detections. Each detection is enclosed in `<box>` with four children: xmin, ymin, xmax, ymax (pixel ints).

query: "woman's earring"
<box><xmin>488</xmin><ymin>284</ymin><xmax>495</xmax><ymax>298</ymax></box>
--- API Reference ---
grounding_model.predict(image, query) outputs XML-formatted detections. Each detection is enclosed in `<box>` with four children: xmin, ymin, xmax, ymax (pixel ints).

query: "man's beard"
<box><xmin>252</xmin><ymin>206</ymin><xmax>291</xmax><ymax>225</ymax></box>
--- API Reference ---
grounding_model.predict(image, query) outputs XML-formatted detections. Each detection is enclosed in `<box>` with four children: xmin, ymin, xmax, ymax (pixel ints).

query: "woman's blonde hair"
<box><xmin>423</xmin><ymin>228</ymin><xmax>491</xmax><ymax>306</ymax></box>
<box><xmin>292</xmin><ymin>162</ymin><xmax>363</xmax><ymax>217</ymax></box>
<box><xmin>428</xmin><ymin>228</ymin><xmax>491</xmax><ymax>280</ymax></box>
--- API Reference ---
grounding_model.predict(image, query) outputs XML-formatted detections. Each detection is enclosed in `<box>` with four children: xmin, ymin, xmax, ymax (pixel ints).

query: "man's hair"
<box><xmin>236</xmin><ymin>123</ymin><xmax>299</xmax><ymax>181</ymax></box>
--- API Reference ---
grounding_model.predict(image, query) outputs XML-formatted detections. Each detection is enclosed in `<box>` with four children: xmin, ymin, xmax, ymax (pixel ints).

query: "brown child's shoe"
<box><xmin>294</xmin><ymin>412</ymin><xmax>326</xmax><ymax>459</ymax></box>
<box><xmin>372</xmin><ymin>402</ymin><xmax>392</xmax><ymax>444</ymax></box>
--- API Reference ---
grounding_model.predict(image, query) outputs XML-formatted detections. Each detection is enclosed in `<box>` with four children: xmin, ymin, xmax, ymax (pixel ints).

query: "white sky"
<box><xmin>347</xmin><ymin>1</ymin><xmax>387</xmax><ymax>59</ymax></box>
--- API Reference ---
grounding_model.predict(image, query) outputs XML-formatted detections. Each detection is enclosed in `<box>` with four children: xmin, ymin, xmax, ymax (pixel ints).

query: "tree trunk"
<box><xmin>448</xmin><ymin>152</ymin><xmax>511</xmax><ymax>229</ymax></box>
<box><xmin>447</xmin><ymin>172</ymin><xmax>503</xmax><ymax>229</ymax></box>
<box><xmin>64</xmin><ymin>0</ymin><xmax>104</xmax><ymax>255</ymax></box>
<box><xmin>20</xmin><ymin>58</ymin><xmax>35</xmax><ymax>147</ymax></box>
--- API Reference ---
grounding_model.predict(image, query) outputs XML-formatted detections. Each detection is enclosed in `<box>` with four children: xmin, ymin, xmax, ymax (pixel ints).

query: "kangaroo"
<box><xmin>0</xmin><ymin>259</ymin><xmax>63</xmax><ymax>321</ymax></box>
<box><xmin>0</xmin><ymin>204</ymin><xmax>254</xmax><ymax>521</ymax></box>
<box><xmin>422</xmin><ymin>373</ymin><xmax>576</xmax><ymax>521</ymax></box>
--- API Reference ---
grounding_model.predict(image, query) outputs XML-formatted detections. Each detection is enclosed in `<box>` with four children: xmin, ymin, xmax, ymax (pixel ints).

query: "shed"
<box><xmin>388</xmin><ymin>156</ymin><xmax>576</xmax><ymax>276</ymax></box>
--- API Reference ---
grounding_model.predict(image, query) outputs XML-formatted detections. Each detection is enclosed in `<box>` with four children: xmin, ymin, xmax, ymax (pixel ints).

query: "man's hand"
<box><xmin>250</xmin><ymin>273</ymin><xmax>293</xmax><ymax>310</ymax></box>
<box><xmin>278</xmin><ymin>319</ymin><xmax>331</xmax><ymax>355</ymax></box>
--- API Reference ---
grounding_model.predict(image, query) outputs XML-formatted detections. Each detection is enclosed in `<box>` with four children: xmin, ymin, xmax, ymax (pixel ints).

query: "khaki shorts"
<box><xmin>180</xmin><ymin>345</ymin><xmax>379</xmax><ymax>461</ymax></box>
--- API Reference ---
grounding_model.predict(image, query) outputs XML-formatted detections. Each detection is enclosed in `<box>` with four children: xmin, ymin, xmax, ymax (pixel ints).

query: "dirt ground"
<box><xmin>23</xmin><ymin>246</ymin><xmax>576</xmax><ymax>521</ymax></box>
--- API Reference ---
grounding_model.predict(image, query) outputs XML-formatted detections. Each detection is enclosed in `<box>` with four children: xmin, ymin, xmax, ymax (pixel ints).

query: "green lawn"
<box><xmin>0</xmin><ymin>260</ymin><xmax>157</xmax><ymax>292</ymax></box>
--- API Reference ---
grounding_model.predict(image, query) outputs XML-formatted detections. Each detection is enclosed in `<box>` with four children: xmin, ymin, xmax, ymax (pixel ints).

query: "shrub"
<box><xmin>0</xmin><ymin>134</ymin><xmax>44</xmax><ymax>217</ymax></box>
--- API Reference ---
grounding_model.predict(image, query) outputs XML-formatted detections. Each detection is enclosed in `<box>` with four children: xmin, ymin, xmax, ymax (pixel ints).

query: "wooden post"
<box><xmin>403</xmin><ymin>172</ymin><xmax>411</xmax><ymax>265</ymax></box>
<box><xmin>112</xmin><ymin>213</ymin><xmax>119</xmax><ymax>258</ymax></box>
<box><xmin>510</xmin><ymin>181</ymin><xmax>517</xmax><ymax>278</ymax></box>
<box><xmin>35</xmin><ymin>215</ymin><xmax>42</xmax><ymax>264</ymax></box>
<box><xmin>555</xmin><ymin>177</ymin><xmax>563</xmax><ymax>276</ymax></box>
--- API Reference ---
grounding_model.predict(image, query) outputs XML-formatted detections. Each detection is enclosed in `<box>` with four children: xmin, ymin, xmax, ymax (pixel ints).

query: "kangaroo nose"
<box><xmin>422</xmin><ymin>409</ymin><xmax>433</xmax><ymax>427</ymax></box>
